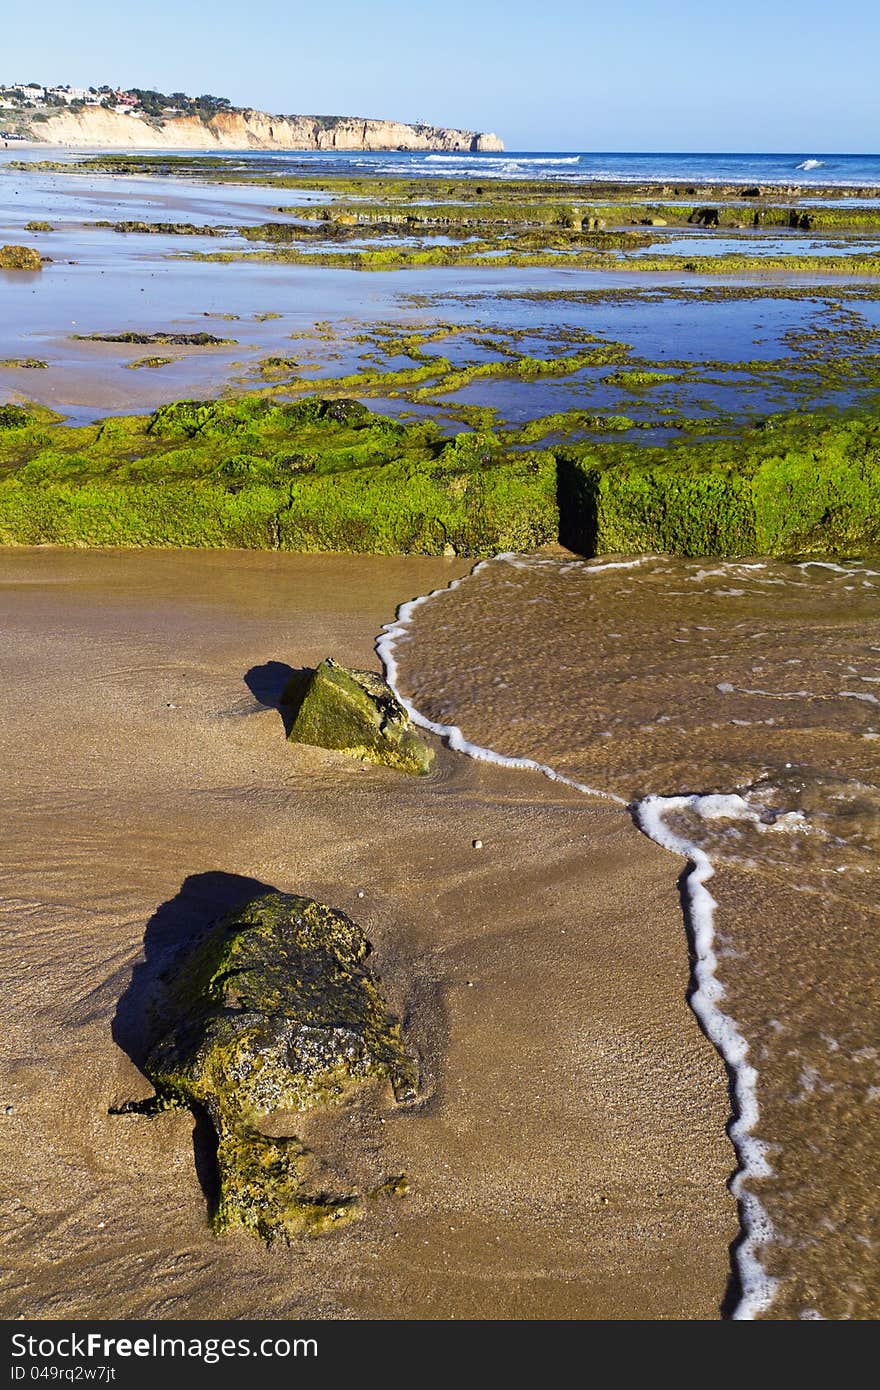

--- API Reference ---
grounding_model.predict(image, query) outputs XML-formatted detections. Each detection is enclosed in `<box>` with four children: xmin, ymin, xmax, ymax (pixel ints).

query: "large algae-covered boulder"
<box><xmin>284</xmin><ymin>658</ymin><xmax>433</xmax><ymax>775</ymax></box>
<box><xmin>0</xmin><ymin>244</ymin><xmax>42</xmax><ymax>271</ymax></box>
<box><xmin>140</xmin><ymin>890</ymin><xmax>418</xmax><ymax>1242</ymax></box>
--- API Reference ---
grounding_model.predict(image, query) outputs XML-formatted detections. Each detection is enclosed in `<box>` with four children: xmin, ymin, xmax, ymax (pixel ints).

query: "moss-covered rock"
<box><xmin>0</xmin><ymin>392</ymin><xmax>875</xmax><ymax>557</ymax></box>
<box><xmin>0</xmin><ymin>397</ymin><xmax>557</xmax><ymax>553</ymax></box>
<box><xmin>0</xmin><ymin>405</ymin><xmax>32</xmax><ymax>430</ymax></box>
<box><xmin>0</xmin><ymin>244</ymin><xmax>42</xmax><ymax>271</ymax></box>
<box><xmin>122</xmin><ymin>356</ymin><xmax>175</xmax><ymax>371</ymax></box>
<box><xmin>285</xmin><ymin>659</ymin><xmax>433</xmax><ymax>775</ymax></box>
<box><xmin>140</xmin><ymin>890</ymin><xmax>417</xmax><ymax>1242</ymax></box>
<box><xmin>74</xmin><ymin>330</ymin><xmax>235</xmax><ymax>346</ymax></box>
<box><xmin>560</xmin><ymin>410</ymin><xmax>880</xmax><ymax>557</ymax></box>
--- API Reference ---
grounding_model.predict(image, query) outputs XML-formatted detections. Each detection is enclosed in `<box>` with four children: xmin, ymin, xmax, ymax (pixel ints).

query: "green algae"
<box><xmin>265</xmin><ymin>357</ymin><xmax>453</xmax><ymax>395</ymax></box>
<box><xmin>0</xmin><ymin>402</ymin><xmax>60</xmax><ymax>429</ymax></box>
<box><xmin>604</xmin><ymin>369</ymin><xmax>679</xmax><ymax>389</ymax></box>
<box><xmin>243</xmin><ymin>321</ymin><xmax>634</xmax><ymax>408</ymax></box>
<box><xmin>60</xmin><ymin>186</ymin><xmax>880</xmax><ymax>275</ymax></box>
<box><xmin>0</xmin><ymin>391</ymin><xmax>876</xmax><ymax>557</ymax></box>
<box><xmin>16</xmin><ymin>160</ymin><xmax>880</xmax><ymax>251</ymax></box>
<box><xmin>186</xmin><ymin>239</ymin><xmax>880</xmax><ymax>276</ymax></box>
<box><xmin>560</xmin><ymin>412</ymin><xmax>880</xmax><ymax>556</ymax></box>
<box><xmin>510</xmin><ymin>412</ymin><xmax>640</xmax><ymax>445</ymax></box>
<box><xmin>123</xmin><ymin>356</ymin><xmax>176</xmax><ymax>371</ymax></box>
<box><xmin>0</xmin><ymin>405</ymin><xmax>33</xmax><ymax>430</ymax></box>
<box><xmin>0</xmin><ymin>397</ymin><xmax>557</xmax><ymax>555</ymax></box>
<box><xmin>74</xmin><ymin>331</ymin><xmax>237</xmax><ymax>346</ymax></box>
<box><xmin>321</xmin><ymin>296</ymin><xmax>879</xmax><ymax>425</ymax></box>
<box><xmin>626</xmin><ymin>252</ymin><xmax>880</xmax><ymax>276</ymax></box>
<box><xmin>285</xmin><ymin>658</ymin><xmax>433</xmax><ymax>773</ymax></box>
<box><xmin>23</xmin><ymin>220</ymin><xmax>53</xmax><ymax>233</ymax></box>
<box><xmin>240</xmin><ymin>218</ymin><xmax>653</xmax><ymax>252</ymax></box>
<box><xmin>40</xmin><ymin>158</ymin><xmax>879</xmax><ymax>277</ymax></box>
<box><xmin>287</xmin><ymin>197</ymin><xmax>880</xmax><ymax>236</ymax></box>
<box><xmin>0</xmin><ymin>297</ymin><xmax>877</xmax><ymax>564</ymax></box>
<box><xmin>458</xmin><ymin>284</ymin><xmax>880</xmax><ymax>310</ymax></box>
<box><xmin>257</xmin><ymin>355</ymin><xmax>301</xmax><ymax>375</ymax></box>
<box><xmin>92</xmin><ymin>220</ymin><xmax>223</xmax><ymax>235</ymax></box>
<box><xmin>137</xmin><ymin>889</ymin><xmax>417</xmax><ymax>1242</ymax></box>
<box><xmin>410</xmin><ymin>345</ymin><xmax>631</xmax><ymax>400</ymax></box>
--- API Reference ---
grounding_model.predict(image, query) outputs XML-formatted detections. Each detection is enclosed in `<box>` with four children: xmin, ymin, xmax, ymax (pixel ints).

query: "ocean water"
<box><xmin>7</xmin><ymin>145</ymin><xmax>880</xmax><ymax>188</ymax></box>
<box><xmin>382</xmin><ymin>554</ymin><xmax>880</xmax><ymax>1319</ymax></box>
<box><xmin>368</xmin><ymin>150</ymin><xmax>880</xmax><ymax>187</ymax></box>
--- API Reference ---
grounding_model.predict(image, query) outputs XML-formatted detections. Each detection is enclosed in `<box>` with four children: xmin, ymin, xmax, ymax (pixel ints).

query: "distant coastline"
<box><xmin>21</xmin><ymin>108</ymin><xmax>503</xmax><ymax>152</ymax></box>
<box><xmin>0</xmin><ymin>81</ymin><xmax>502</xmax><ymax>152</ymax></box>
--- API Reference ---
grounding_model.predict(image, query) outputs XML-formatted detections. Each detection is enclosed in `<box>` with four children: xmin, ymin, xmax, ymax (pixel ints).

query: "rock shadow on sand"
<box><xmin>111</xmin><ymin>870</ymin><xmax>274</xmax><ymax>1214</ymax></box>
<box><xmin>244</xmin><ymin>659</ymin><xmax>305</xmax><ymax>736</ymax></box>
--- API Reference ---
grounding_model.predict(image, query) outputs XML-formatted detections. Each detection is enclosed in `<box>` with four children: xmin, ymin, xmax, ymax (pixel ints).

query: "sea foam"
<box><xmin>377</xmin><ymin>558</ymin><xmax>623</xmax><ymax>805</ymax></box>
<box><xmin>377</xmin><ymin>554</ymin><xmax>781</xmax><ymax>1320</ymax></box>
<box><xmin>634</xmin><ymin>793</ymin><xmax>779</xmax><ymax>1320</ymax></box>
<box><xmin>424</xmin><ymin>153</ymin><xmax>581</xmax><ymax>166</ymax></box>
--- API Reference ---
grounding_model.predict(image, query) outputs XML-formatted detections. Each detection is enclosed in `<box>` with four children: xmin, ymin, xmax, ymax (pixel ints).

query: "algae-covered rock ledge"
<box><xmin>0</xmin><ymin>394</ymin><xmax>877</xmax><ymax>558</ymax></box>
<box><xmin>0</xmin><ymin>396</ymin><xmax>558</xmax><ymax>555</ymax></box>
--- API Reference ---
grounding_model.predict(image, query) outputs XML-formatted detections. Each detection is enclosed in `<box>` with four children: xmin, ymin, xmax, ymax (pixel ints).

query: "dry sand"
<box><xmin>0</xmin><ymin>548</ymin><xmax>735</xmax><ymax>1319</ymax></box>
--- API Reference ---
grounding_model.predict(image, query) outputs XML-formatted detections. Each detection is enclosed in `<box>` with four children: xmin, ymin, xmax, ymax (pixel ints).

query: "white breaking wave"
<box><xmin>798</xmin><ymin>559</ymin><xmax>880</xmax><ymax>578</ymax></box>
<box><xmin>424</xmin><ymin>153</ymin><xmax>581</xmax><ymax>165</ymax></box>
<box><xmin>377</xmin><ymin>557</ymin><xmax>623</xmax><ymax>804</ymax></box>
<box><xmin>377</xmin><ymin>553</ymin><xmax>780</xmax><ymax>1321</ymax></box>
<box><xmin>795</xmin><ymin>159</ymin><xmax>826</xmax><ymax>171</ymax></box>
<box><xmin>634</xmin><ymin>794</ymin><xmax>779</xmax><ymax>1320</ymax></box>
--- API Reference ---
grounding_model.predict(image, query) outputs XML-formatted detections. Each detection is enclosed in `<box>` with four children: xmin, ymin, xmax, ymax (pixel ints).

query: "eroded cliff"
<box><xmin>23</xmin><ymin>107</ymin><xmax>503</xmax><ymax>152</ymax></box>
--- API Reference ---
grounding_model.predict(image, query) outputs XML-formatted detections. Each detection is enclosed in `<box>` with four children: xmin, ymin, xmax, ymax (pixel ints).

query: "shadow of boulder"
<box><xmin>244</xmin><ymin>660</ymin><xmax>312</xmax><ymax>736</ymax></box>
<box><xmin>111</xmin><ymin>871</ymin><xmax>274</xmax><ymax>1215</ymax></box>
<box><xmin>112</xmin><ymin>870</ymin><xmax>273</xmax><ymax>1072</ymax></box>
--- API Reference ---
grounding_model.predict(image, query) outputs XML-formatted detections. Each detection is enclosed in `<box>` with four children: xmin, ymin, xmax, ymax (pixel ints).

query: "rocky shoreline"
<box><xmin>0</xmin><ymin>396</ymin><xmax>876</xmax><ymax>558</ymax></box>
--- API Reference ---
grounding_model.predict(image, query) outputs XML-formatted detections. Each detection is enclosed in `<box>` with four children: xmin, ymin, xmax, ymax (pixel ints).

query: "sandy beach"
<box><xmin>3</xmin><ymin>137</ymin><xmax>878</xmax><ymax>1325</ymax></box>
<box><xmin>0</xmin><ymin>548</ymin><xmax>734</xmax><ymax>1319</ymax></box>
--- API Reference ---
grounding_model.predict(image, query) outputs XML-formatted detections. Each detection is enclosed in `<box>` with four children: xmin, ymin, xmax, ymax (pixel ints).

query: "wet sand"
<box><xmin>394</xmin><ymin>551</ymin><xmax>880</xmax><ymax>1318</ymax></box>
<box><xmin>0</xmin><ymin>548</ymin><xmax>734</xmax><ymax>1320</ymax></box>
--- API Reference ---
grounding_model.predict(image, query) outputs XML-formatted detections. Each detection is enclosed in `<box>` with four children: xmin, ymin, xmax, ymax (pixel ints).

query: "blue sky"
<box><xmin>4</xmin><ymin>1</ymin><xmax>878</xmax><ymax>151</ymax></box>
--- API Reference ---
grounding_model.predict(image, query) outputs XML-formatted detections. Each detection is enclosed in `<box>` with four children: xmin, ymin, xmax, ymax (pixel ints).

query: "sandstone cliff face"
<box><xmin>25</xmin><ymin>107</ymin><xmax>503</xmax><ymax>153</ymax></box>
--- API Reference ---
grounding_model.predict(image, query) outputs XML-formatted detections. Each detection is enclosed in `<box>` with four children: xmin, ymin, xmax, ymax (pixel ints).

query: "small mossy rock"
<box><xmin>142</xmin><ymin>890</ymin><xmax>418</xmax><ymax>1242</ymax></box>
<box><xmin>285</xmin><ymin>658</ymin><xmax>433</xmax><ymax>775</ymax></box>
<box><xmin>0</xmin><ymin>405</ymin><xmax>32</xmax><ymax>429</ymax></box>
<box><xmin>0</xmin><ymin>244</ymin><xmax>42</xmax><ymax>271</ymax></box>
